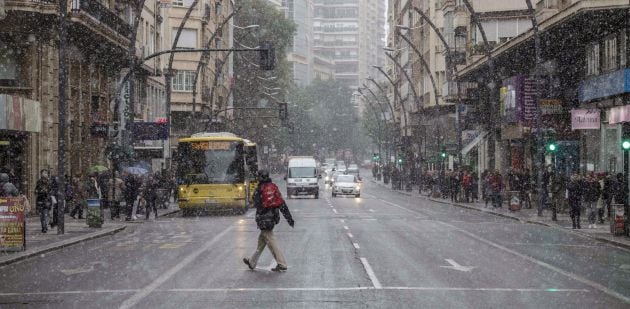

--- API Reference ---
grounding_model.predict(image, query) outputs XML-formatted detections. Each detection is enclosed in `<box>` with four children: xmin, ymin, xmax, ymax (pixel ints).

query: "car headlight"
<box><xmin>355</xmin><ymin>186</ymin><xmax>361</xmax><ymax>190</ymax></box>
<box><xmin>325</xmin><ymin>176</ymin><xmax>329</xmax><ymax>181</ymax></box>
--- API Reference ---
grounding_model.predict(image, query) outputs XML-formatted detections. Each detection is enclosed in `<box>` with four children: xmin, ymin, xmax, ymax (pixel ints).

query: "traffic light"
<box><xmin>259</xmin><ymin>41</ymin><xmax>275</xmax><ymax>70</ymax></box>
<box><xmin>546</xmin><ymin>141</ymin><xmax>557</xmax><ymax>152</ymax></box>
<box><xmin>622</xmin><ymin>140</ymin><xmax>630</xmax><ymax>151</ymax></box>
<box><xmin>440</xmin><ymin>151</ymin><xmax>447</xmax><ymax>159</ymax></box>
<box><xmin>372</xmin><ymin>153</ymin><xmax>380</xmax><ymax>162</ymax></box>
<box><xmin>397</xmin><ymin>155</ymin><xmax>404</xmax><ymax>165</ymax></box>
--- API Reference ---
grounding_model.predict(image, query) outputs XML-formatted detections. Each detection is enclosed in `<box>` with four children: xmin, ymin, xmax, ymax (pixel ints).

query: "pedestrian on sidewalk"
<box><xmin>449</xmin><ymin>170</ymin><xmax>460</xmax><ymax>203</ymax></box>
<box><xmin>462</xmin><ymin>170</ymin><xmax>472</xmax><ymax>203</ymax></box>
<box><xmin>0</xmin><ymin>173</ymin><xmax>19</xmax><ymax>197</ymax></box>
<box><xmin>70</xmin><ymin>175</ymin><xmax>85</xmax><ymax>219</ymax></box>
<box><xmin>35</xmin><ymin>169</ymin><xmax>52</xmax><ymax>233</ymax></box>
<box><xmin>567</xmin><ymin>173</ymin><xmax>583</xmax><ymax>229</ymax></box>
<box><xmin>584</xmin><ymin>172</ymin><xmax>601</xmax><ymax>229</ymax></box>
<box><xmin>489</xmin><ymin>170</ymin><xmax>503</xmax><ymax>208</ymax></box>
<box><xmin>49</xmin><ymin>176</ymin><xmax>60</xmax><ymax>229</ymax></box>
<box><xmin>141</xmin><ymin>174</ymin><xmax>159</xmax><ymax>220</ymax></box>
<box><xmin>109</xmin><ymin>175</ymin><xmax>124</xmax><ymax>220</ymax></box>
<box><xmin>549</xmin><ymin>169</ymin><xmax>565</xmax><ymax>221</ymax></box>
<box><xmin>243</xmin><ymin>170</ymin><xmax>294</xmax><ymax>272</ymax></box>
<box><xmin>481</xmin><ymin>170</ymin><xmax>490</xmax><ymax>207</ymax></box>
<box><xmin>603</xmin><ymin>172</ymin><xmax>613</xmax><ymax>219</ymax></box>
<box><xmin>123</xmin><ymin>173</ymin><xmax>140</xmax><ymax>221</ymax></box>
<box><xmin>597</xmin><ymin>172</ymin><xmax>606</xmax><ymax>224</ymax></box>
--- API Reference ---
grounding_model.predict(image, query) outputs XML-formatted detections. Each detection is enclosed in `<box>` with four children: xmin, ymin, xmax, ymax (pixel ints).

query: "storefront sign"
<box><xmin>540</xmin><ymin>99</ymin><xmax>563</xmax><ymax>115</ymax></box>
<box><xmin>131</xmin><ymin>122</ymin><xmax>169</xmax><ymax>140</ymax></box>
<box><xmin>608</xmin><ymin>105</ymin><xmax>630</xmax><ymax>124</ymax></box>
<box><xmin>90</xmin><ymin>122</ymin><xmax>109</xmax><ymax>138</ymax></box>
<box><xmin>0</xmin><ymin>197</ymin><xmax>26</xmax><ymax>252</ymax></box>
<box><xmin>578</xmin><ymin>68</ymin><xmax>630</xmax><ymax>102</ymax></box>
<box><xmin>501</xmin><ymin>75</ymin><xmax>538</xmax><ymax>124</ymax></box>
<box><xmin>571</xmin><ymin>109</ymin><xmax>600</xmax><ymax>130</ymax></box>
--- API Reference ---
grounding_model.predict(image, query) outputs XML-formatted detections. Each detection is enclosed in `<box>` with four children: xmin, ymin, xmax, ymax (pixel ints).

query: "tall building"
<box><xmin>164</xmin><ymin>0</ymin><xmax>234</xmax><ymax>139</ymax></box>
<box><xmin>284</xmin><ymin>0</ymin><xmax>314</xmax><ymax>86</ymax></box>
<box><xmin>313</xmin><ymin>0</ymin><xmax>386</xmax><ymax>89</ymax></box>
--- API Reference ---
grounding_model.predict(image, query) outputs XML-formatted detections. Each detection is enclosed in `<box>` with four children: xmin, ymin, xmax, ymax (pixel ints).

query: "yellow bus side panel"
<box><xmin>178</xmin><ymin>184</ymin><xmax>247</xmax><ymax>209</ymax></box>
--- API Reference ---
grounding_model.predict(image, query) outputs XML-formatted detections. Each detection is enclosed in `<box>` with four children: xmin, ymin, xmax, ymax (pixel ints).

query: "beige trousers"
<box><xmin>249</xmin><ymin>229</ymin><xmax>287</xmax><ymax>268</ymax></box>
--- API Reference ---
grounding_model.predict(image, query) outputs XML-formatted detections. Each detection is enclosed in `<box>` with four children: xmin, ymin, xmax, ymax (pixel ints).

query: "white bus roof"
<box><xmin>288</xmin><ymin>157</ymin><xmax>317</xmax><ymax>167</ymax></box>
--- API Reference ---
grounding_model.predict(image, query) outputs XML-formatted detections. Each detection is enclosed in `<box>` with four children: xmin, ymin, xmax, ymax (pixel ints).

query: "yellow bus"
<box><xmin>175</xmin><ymin>132</ymin><xmax>256</xmax><ymax>215</ymax></box>
<box><xmin>243</xmin><ymin>139</ymin><xmax>259</xmax><ymax>203</ymax></box>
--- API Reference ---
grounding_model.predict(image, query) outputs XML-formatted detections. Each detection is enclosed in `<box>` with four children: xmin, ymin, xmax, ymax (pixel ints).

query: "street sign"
<box><xmin>0</xmin><ymin>197</ymin><xmax>26</xmax><ymax>252</ymax></box>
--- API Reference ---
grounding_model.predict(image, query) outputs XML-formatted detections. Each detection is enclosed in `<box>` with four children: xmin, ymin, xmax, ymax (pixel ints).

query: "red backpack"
<box><xmin>260</xmin><ymin>183</ymin><xmax>284</xmax><ymax>208</ymax></box>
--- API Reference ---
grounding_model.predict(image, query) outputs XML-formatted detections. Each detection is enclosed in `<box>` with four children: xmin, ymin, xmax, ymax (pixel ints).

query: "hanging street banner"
<box><xmin>0</xmin><ymin>197</ymin><xmax>26</xmax><ymax>252</ymax></box>
<box><xmin>571</xmin><ymin>109</ymin><xmax>600</xmax><ymax>130</ymax></box>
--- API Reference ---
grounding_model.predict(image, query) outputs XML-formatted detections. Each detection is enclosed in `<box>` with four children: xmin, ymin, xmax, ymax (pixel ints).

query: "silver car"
<box><xmin>332</xmin><ymin>174</ymin><xmax>361</xmax><ymax>198</ymax></box>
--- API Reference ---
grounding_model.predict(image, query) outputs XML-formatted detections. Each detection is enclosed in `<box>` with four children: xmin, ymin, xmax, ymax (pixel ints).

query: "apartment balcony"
<box><xmin>70</xmin><ymin>0</ymin><xmax>132</xmax><ymax>41</ymax></box>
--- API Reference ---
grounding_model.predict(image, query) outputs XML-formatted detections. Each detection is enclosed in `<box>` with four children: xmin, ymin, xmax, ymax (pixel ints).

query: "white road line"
<box><xmin>353</xmin><ymin>243</ymin><xmax>360</xmax><ymax>249</ymax></box>
<box><xmin>360</xmin><ymin>258</ymin><xmax>382</xmax><ymax>289</ymax></box>
<box><xmin>0</xmin><ymin>290</ymin><xmax>137</xmax><ymax>296</ymax></box>
<box><xmin>0</xmin><ymin>287</ymin><xmax>590</xmax><ymax>296</ymax></box>
<box><xmin>119</xmin><ymin>225</ymin><xmax>235</xmax><ymax>309</ymax></box>
<box><xmin>332</xmin><ymin>209</ymin><xmax>338</xmax><ymax>214</ymax></box>
<box><xmin>433</xmin><ymin>220</ymin><xmax>630</xmax><ymax>304</ymax></box>
<box><xmin>339</xmin><ymin>219</ymin><xmax>345</xmax><ymax>223</ymax></box>
<box><xmin>343</xmin><ymin>226</ymin><xmax>349</xmax><ymax>230</ymax></box>
<box><xmin>347</xmin><ymin>233</ymin><xmax>354</xmax><ymax>238</ymax></box>
<box><xmin>369</xmin><ymin>209</ymin><xmax>375</xmax><ymax>212</ymax></box>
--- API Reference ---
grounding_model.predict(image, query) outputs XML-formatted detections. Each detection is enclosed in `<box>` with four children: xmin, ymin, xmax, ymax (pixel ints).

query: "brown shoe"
<box><xmin>243</xmin><ymin>258</ymin><xmax>254</xmax><ymax>270</ymax></box>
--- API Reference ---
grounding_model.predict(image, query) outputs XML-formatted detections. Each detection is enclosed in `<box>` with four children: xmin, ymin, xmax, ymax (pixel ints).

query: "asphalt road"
<box><xmin>2</xmin><ymin>177</ymin><xmax>630</xmax><ymax>308</ymax></box>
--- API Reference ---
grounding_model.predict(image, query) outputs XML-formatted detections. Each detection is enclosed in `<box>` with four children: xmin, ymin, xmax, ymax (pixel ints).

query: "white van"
<box><xmin>286</xmin><ymin>156</ymin><xmax>319</xmax><ymax>199</ymax></box>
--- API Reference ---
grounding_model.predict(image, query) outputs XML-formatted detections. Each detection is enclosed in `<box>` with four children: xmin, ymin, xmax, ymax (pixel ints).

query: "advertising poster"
<box><xmin>0</xmin><ymin>197</ymin><xmax>26</xmax><ymax>252</ymax></box>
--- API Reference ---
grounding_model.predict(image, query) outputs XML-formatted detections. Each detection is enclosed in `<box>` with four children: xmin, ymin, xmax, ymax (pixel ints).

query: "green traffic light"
<box><xmin>623</xmin><ymin>140</ymin><xmax>630</xmax><ymax>150</ymax></box>
<box><xmin>440</xmin><ymin>152</ymin><xmax>447</xmax><ymax>158</ymax></box>
<box><xmin>548</xmin><ymin>143</ymin><xmax>557</xmax><ymax>152</ymax></box>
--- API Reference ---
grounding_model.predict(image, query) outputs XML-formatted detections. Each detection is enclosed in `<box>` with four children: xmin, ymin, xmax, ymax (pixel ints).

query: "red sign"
<box><xmin>0</xmin><ymin>197</ymin><xmax>26</xmax><ymax>252</ymax></box>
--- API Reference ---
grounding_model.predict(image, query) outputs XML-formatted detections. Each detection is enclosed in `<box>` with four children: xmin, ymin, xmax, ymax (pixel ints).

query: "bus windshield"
<box><xmin>176</xmin><ymin>141</ymin><xmax>245</xmax><ymax>184</ymax></box>
<box><xmin>289</xmin><ymin>167</ymin><xmax>316</xmax><ymax>178</ymax></box>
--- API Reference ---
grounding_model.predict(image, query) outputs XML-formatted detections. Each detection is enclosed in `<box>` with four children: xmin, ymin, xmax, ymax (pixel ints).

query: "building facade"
<box><xmin>165</xmin><ymin>0</ymin><xmax>234</xmax><ymax>140</ymax></box>
<box><xmin>313</xmin><ymin>0</ymin><xmax>386</xmax><ymax>90</ymax></box>
<box><xmin>0</xmin><ymin>0</ymin><xmax>136</xmax><ymax>200</ymax></box>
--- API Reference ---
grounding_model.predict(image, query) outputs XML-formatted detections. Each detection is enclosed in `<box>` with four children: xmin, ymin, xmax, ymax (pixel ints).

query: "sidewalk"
<box><xmin>370</xmin><ymin>178</ymin><xmax>630</xmax><ymax>250</ymax></box>
<box><xmin>0</xmin><ymin>203</ymin><xmax>180</xmax><ymax>266</ymax></box>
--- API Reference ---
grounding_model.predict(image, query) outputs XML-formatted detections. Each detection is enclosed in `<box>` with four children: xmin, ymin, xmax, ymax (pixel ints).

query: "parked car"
<box><xmin>332</xmin><ymin>174</ymin><xmax>361</xmax><ymax>198</ymax></box>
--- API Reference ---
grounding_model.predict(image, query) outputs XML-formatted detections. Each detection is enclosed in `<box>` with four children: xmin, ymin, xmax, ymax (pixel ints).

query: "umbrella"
<box><xmin>124</xmin><ymin>166</ymin><xmax>149</xmax><ymax>175</ymax></box>
<box><xmin>88</xmin><ymin>165</ymin><xmax>109</xmax><ymax>174</ymax></box>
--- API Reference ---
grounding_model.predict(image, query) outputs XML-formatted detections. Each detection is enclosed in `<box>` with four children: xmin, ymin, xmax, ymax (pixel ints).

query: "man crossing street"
<box><xmin>243</xmin><ymin>170</ymin><xmax>294</xmax><ymax>272</ymax></box>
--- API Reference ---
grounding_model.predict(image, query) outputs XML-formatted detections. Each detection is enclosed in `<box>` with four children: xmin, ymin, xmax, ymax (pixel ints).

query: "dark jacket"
<box><xmin>567</xmin><ymin>178</ymin><xmax>583</xmax><ymax>208</ymax></box>
<box><xmin>254</xmin><ymin>178</ymin><xmax>293</xmax><ymax>230</ymax></box>
<box><xmin>584</xmin><ymin>179</ymin><xmax>601</xmax><ymax>203</ymax></box>
<box><xmin>35</xmin><ymin>177</ymin><xmax>51</xmax><ymax>205</ymax></box>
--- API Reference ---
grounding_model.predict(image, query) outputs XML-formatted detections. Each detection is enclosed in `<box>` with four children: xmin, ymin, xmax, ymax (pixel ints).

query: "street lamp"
<box><xmin>233</xmin><ymin>24</ymin><xmax>260</xmax><ymax>30</ymax></box>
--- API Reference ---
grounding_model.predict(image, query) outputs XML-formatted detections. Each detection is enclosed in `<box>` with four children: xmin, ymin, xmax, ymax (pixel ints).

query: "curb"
<box><xmin>369</xmin><ymin>178</ymin><xmax>630</xmax><ymax>250</ymax></box>
<box><xmin>159</xmin><ymin>209</ymin><xmax>180</xmax><ymax>217</ymax></box>
<box><xmin>0</xmin><ymin>225</ymin><xmax>126</xmax><ymax>267</ymax></box>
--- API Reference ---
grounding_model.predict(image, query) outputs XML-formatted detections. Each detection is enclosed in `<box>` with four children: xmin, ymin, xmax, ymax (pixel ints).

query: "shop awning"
<box><xmin>461</xmin><ymin>131</ymin><xmax>488</xmax><ymax>156</ymax></box>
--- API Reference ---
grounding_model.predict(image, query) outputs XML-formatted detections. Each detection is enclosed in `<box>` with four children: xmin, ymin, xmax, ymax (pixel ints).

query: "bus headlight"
<box><xmin>238</xmin><ymin>185</ymin><xmax>243</xmax><ymax>191</ymax></box>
